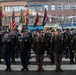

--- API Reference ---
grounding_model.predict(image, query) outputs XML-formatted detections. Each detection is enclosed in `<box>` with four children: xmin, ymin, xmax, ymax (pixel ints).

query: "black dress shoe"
<box><xmin>0</xmin><ymin>60</ymin><xmax>1</xmax><ymax>63</ymax></box>
<box><xmin>26</xmin><ymin>68</ymin><xmax>29</xmax><ymax>71</ymax></box>
<box><xmin>37</xmin><ymin>68</ymin><xmax>40</xmax><ymax>72</ymax></box>
<box><xmin>51</xmin><ymin>61</ymin><xmax>54</xmax><ymax>64</ymax></box>
<box><xmin>55</xmin><ymin>68</ymin><xmax>59</xmax><ymax>72</ymax></box>
<box><xmin>5</xmin><ymin>68</ymin><xmax>8</xmax><ymax>72</ymax></box>
<box><xmin>70</xmin><ymin>62</ymin><xmax>75</xmax><ymax>64</ymax></box>
<box><xmin>59</xmin><ymin>68</ymin><xmax>63</xmax><ymax>72</ymax></box>
<box><xmin>12</xmin><ymin>61</ymin><xmax>16</xmax><ymax>64</ymax></box>
<box><xmin>40</xmin><ymin>67</ymin><xmax>44</xmax><ymax>72</ymax></box>
<box><xmin>8</xmin><ymin>68</ymin><xmax>11</xmax><ymax>72</ymax></box>
<box><xmin>21</xmin><ymin>68</ymin><xmax>25</xmax><ymax>71</ymax></box>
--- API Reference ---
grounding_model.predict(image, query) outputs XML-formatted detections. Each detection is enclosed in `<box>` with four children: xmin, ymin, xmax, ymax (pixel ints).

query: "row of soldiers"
<box><xmin>0</xmin><ymin>28</ymin><xmax>76</xmax><ymax>72</ymax></box>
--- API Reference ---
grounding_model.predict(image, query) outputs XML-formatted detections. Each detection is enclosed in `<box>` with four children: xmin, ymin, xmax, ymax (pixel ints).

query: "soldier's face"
<box><xmin>55</xmin><ymin>31</ymin><xmax>59</xmax><ymax>35</ymax></box>
<box><xmin>70</xmin><ymin>30</ymin><xmax>74</xmax><ymax>33</ymax></box>
<box><xmin>37</xmin><ymin>32</ymin><xmax>41</xmax><ymax>37</ymax></box>
<box><xmin>21</xmin><ymin>33</ymin><xmax>24</xmax><ymax>36</ymax></box>
<box><xmin>4</xmin><ymin>33</ymin><xmax>8</xmax><ymax>37</ymax></box>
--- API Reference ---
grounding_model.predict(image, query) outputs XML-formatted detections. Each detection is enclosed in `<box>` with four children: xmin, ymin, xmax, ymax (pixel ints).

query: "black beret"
<box><xmin>21</xmin><ymin>30</ymin><xmax>24</xmax><ymax>33</ymax></box>
<box><xmin>70</xmin><ymin>28</ymin><xmax>74</xmax><ymax>31</ymax></box>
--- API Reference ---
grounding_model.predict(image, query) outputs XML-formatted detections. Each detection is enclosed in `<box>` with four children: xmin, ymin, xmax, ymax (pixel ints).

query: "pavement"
<box><xmin>0</xmin><ymin>51</ymin><xmax>76</xmax><ymax>75</ymax></box>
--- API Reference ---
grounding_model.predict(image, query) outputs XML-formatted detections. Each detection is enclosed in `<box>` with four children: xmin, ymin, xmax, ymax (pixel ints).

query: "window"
<box><xmin>29</xmin><ymin>16</ymin><xmax>34</xmax><ymax>23</ymax></box>
<box><xmin>72</xmin><ymin>4</ymin><xmax>76</xmax><ymax>11</ymax></box>
<box><xmin>18</xmin><ymin>6</ymin><xmax>22</xmax><ymax>11</ymax></box>
<box><xmin>22</xmin><ymin>6</ymin><xmax>25</xmax><ymax>10</ymax></box>
<box><xmin>14</xmin><ymin>6</ymin><xmax>19</xmax><ymax>11</ymax></box>
<box><xmin>58</xmin><ymin>4</ymin><xmax>63</xmax><ymax>11</ymax></box>
<box><xmin>39</xmin><ymin>16</ymin><xmax>43</xmax><ymax>22</ymax></box>
<box><xmin>4</xmin><ymin>7</ymin><xmax>8</xmax><ymax>12</ymax></box>
<box><xmin>5</xmin><ymin>16</ymin><xmax>11</xmax><ymax>23</ymax></box>
<box><xmin>7</xmin><ymin>6</ymin><xmax>12</xmax><ymax>12</ymax></box>
<box><xmin>44</xmin><ymin>4</ymin><xmax>48</xmax><ymax>11</ymax></box>
<box><xmin>36</xmin><ymin>4</ymin><xmax>42</xmax><ymax>12</ymax></box>
<box><xmin>64</xmin><ymin>15</ymin><xmax>69</xmax><ymax>22</ymax></box>
<box><xmin>58</xmin><ymin>15</ymin><xmax>63</xmax><ymax>22</ymax></box>
<box><xmin>64</xmin><ymin>4</ymin><xmax>70</xmax><ymax>11</ymax></box>
<box><xmin>29</xmin><ymin>5</ymin><xmax>35</xmax><ymax>12</ymax></box>
<box><xmin>15</xmin><ymin>16</ymin><xmax>20</xmax><ymax>22</ymax></box>
<box><xmin>50</xmin><ymin>15</ymin><xmax>56</xmax><ymax>22</ymax></box>
<box><xmin>4</xmin><ymin>5</ymin><xmax>25</xmax><ymax>12</ymax></box>
<box><xmin>51</xmin><ymin>4</ymin><xmax>56</xmax><ymax>11</ymax></box>
<box><xmin>11</xmin><ymin>6</ymin><xmax>14</xmax><ymax>11</ymax></box>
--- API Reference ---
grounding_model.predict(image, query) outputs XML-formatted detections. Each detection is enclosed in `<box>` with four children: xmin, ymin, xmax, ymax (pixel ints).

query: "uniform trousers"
<box><xmin>3</xmin><ymin>52</ymin><xmax>11</xmax><ymax>68</ymax></box>
<box><xmin>36</xmin><ymin>55</ymin><xmax>44</xmax><ymax>68</ymax></box>
<box><xmin>54</xmin><ymin>53</ymin><xmax>62</xmax><ymax>68</ymax></box>
<box><xmin>20</xmin><ymin>52</ymin><xmax>28</xmax><ymax>68</ymax></box>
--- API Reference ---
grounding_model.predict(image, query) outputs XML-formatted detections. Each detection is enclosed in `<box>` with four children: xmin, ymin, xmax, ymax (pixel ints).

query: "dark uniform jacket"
<box><xmin>33</xmin><ymin>35</ymin><xmax>46</xmax><ymax>55</ymax></box>
<box><xmin>51</xmin><ymin>35</ymin><xmax>64</xmax><ymax>54</ymax></box>
<box><xmin>62</xmin><ymin>32</ymin><xmax>71</xmax><ymax>48</ymax></box>
<box><xmin>71</xmin><ymin>35</ymin><xmax>76</xmax><ymax>52</ymax></box>
<box><xmin>0</xmin><ymin>33</ymin><xmax>3</xmax><ymax>50</ymax></box>
<box><xmin>2</xmin><ymin>37</ymin><xmax>12</xmax><ymax>53</ymax></box>
<box><xmin>44</xmin><ymin>32</ymin><xmax>51</xmax><ymax>47</ymax></box>
<box><xmin>18</xmin><ymin>35</ymin><xmax>29</xmax><ymax>53</ymax></box>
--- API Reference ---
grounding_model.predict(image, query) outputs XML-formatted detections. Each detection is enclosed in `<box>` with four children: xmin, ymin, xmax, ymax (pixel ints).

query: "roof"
<box><xmin>0</xmin><ymin>0</ymin><xmax>76</xmax><ymax>2</ymax></box>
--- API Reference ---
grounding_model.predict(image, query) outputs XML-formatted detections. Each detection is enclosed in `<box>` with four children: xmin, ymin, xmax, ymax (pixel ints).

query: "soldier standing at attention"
<box><xmin>51</xmin><ymin>30</ymin><xmax>64</xmax><ymax>72</ymax></box>
<box><xmin>0</xmin><ymin>29</ymin><xmax>3</xmax><ymax>63</ymax></box>
<box><xmin>44</xmin><ymin>29</ymin><xmax>50</xmax><ymax>56</ymax></box>
<box><xmin>33</xmin><ymin>30</ymin><xmax>46</xmax><ymax>72</ymax></box>
<box><xmin>69</xmin><ymin>29</ymin><xmax>75</xmax><ymax>64</ymax></box>
<box><xmin>18</xmin><ymin>31</ymin><xmax>29</xmax><ymax>71</ymax></box>
<box><xmin>2</xmin><ymin>32</ymin><xmax>12</xmax><ymax>71</ymax></box>
<box><xmin>71</xmin><ymin>33</ymin><xmax>76</xmax><ymax>63</ymax></box>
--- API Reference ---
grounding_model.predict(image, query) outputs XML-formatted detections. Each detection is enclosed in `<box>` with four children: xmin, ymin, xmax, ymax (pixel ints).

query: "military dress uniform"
<box><xmin>69</xmin><ymin>30</ymin><xmax>75</xmax><ymax>64</ymax></box>
<box><xmin>11</xmin><ymin>32</ymin><xmax>18</xmax><ymax>63</ymax></box>
<box><xmin>49</xmin><ymin>32</ymin><xmax>54</xmax><ymax>64</ymax></box>
<box><xmin>0</xmin><ymin>31</ymin><xmax>3</xmax><ymax>63</ymax></box>
<box><xmin>44</xmin><ymin>31</ymin><xmax>50</xmax><ymax>56</ymax></box>
<box><xmin>2</xmin><ymin>33</ymin><xmax>12</xmax><ymax>71</ymax></box>
<box><xmin>62</xmin><ymin>30</ymin><xmax>70</xmax><ymax>58</ymax></box>
<box><xmin>71</xmin><ymin>34</ymin><xmax>76</xmax><ymax>63</ymax></box>
<box><xmin>27</xmin><ymin>32</ymin><xmax>33</xmax><ymax>60</ymax></box>
<box><xmin>51</xmin><ymin>32</ymin><xmax>64</xmax><ymax>72</ymax></box>
<box><xmin>18</xmin><ymin>33</ymin><xmax>29</xmax><ymax>71</ymax></box>
<box><xmin>33</xmin><ymin>32</ymin><xmax>46</xmax><ymax>72</ymax></box>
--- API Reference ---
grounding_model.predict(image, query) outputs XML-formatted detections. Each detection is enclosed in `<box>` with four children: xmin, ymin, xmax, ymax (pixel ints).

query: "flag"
<box><xmin>43</xmin><ymin>8</ymin><xmax>48</xmax><ymax>26</ymax></box>
<box><xmin>9</xmin><ymin>10</ymin><xmax>16</xmax><ymax>30</ymax></box>
<box><xmin>18</xmin><ymin>9</ymin><xmax>25</xmax><ymax>31</ymax></box>
<box><xmin>26</xmin><ymin>9</ymin><xmax>29</xmax><ymax>27</ymax></box>
<box><xmin>0</xmin><ymin>7</ymin><xmax>2</xmax><ymax>26</ymax></box>
<box><xmin>34</xmin><ymin>11</ymin><xmax>39</xmax><ymax>27</ymax></box>
<box><xmin>18</xmin><ymin>22</ymin><xmax>22</xmax><ymax>31</ymax></box>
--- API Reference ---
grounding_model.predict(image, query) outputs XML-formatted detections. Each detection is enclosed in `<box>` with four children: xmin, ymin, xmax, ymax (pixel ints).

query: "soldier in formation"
<box><xmin>33</xmin><ymin>30</ymin><xmax>46</xmax><ymax>72</ymax></box>
<box><xmin>0</xmin><ymin>27</ymin><xmax>76</xmax><ymax>72</ymax></box>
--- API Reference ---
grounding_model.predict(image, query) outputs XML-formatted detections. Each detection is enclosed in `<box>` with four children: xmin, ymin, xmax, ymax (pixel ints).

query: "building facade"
<box><xmin>0</xmin><ymin>0</ymin><xmax>27</xmax><ymax>27</ymax></box>
<box><xmin>0</xmin><ymin>0</ymin><xmax>76</xmax><ymax>27</ymax></box>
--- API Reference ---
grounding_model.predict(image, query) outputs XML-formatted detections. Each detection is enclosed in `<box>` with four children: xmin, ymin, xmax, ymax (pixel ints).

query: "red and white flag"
<box><xmin>9</xmin><ymin>10</ymin><xmax>16</xmax><ymax>30</ymax></box>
